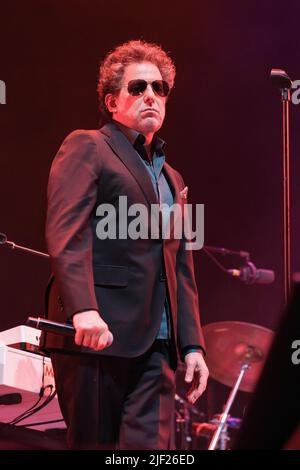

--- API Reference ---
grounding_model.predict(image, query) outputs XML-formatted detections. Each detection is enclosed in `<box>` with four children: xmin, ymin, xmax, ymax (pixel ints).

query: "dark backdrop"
<box><xmin>1</xmin><ymin>0</ymin><xmax>300</xmax><ymax>424</ymax></box>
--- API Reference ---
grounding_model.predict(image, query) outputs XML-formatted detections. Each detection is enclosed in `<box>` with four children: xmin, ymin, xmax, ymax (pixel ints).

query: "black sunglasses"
<box><xmin>127</xmin><ymin>79</ymin><xmax>170</xmax><ymax>97</ymax></box>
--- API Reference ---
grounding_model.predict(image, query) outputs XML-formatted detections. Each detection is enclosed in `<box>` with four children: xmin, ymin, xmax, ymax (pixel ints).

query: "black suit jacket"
<box><xmin>43</xmin><ymin>122</ymin><xmax>205</xmax><ymax>360</ymax></box>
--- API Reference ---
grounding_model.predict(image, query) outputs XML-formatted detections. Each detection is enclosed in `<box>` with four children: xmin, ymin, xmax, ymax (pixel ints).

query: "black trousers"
<box><xmin>50</xmin><ymin>340</ymin><xmax>176</xmax><ymax>450</ymax></box>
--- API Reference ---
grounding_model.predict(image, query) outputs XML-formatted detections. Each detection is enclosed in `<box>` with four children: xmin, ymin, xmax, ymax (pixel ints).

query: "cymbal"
<box><xmin>203</xmin><ymin>321</ymin><xmax>274</xmax><ymax>392</ymax></box>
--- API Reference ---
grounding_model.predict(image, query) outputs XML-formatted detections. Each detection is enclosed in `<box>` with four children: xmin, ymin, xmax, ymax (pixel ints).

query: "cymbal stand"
<box><xmin>208</xmin><ymin>363</ymin><xmax>249</xmax><ymax>450</ymax></box>
<box><xmin>208</xmin><ymin>344</ymin><xmax>263</xmax><ymax>451</ymax></box>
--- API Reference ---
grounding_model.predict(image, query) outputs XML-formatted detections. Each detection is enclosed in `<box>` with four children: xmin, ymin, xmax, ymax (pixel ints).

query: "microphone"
<box><xmin>227</xmin><ymin>261</ymin><xmax>275</xmax><ymax>285</ymax></box>
<box><xmin>26</xmin><ymin>317</ymin><xmax>114</xmax><ymax>346</ymax></box>
<box><xmin>27</xmin><ymin>317</ymin><xmax>75</xmax><ymax>336</ymax></box>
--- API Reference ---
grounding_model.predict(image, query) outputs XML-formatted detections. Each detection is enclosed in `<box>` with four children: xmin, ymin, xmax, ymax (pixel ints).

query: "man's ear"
<box><xmin>105</xmin><ymin>94</ymin><xmax>118</xmax><ymax>113</ymax></box>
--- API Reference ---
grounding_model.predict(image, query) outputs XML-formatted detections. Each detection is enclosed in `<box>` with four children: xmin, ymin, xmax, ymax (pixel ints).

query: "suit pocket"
<box><xmin>93</xmin><ymin>265</ymin><xmax>129</xmax><ymax>287</ymax></box>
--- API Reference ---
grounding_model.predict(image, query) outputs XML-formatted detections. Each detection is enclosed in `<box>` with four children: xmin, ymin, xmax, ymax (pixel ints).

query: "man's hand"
<box><xmin>184</xmin><ymin>351</ymin><xmax>209</xmax><ymax>404</ymax></box>
<box><xmin>72</xmin><ymin>310</ymin><xmax>113</xmax><ymax>351</ymax></box>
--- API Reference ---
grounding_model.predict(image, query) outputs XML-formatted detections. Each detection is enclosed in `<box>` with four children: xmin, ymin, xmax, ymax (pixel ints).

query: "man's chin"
<box><xmin>140</xmin><ymin>117</ymin><xmax>162</xmax><ymax>134</ymax></box>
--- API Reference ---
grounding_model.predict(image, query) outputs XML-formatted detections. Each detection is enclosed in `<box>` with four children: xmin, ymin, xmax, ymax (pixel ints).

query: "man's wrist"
<box><xmin>181</xmin><ymin>345</ymin><xmax>206</xmax><ymax>358</ymax></box>
<box><xmin>68</xmin><ymin>308</ymin><xmax>100</xmax><ymax>322</ymax></box>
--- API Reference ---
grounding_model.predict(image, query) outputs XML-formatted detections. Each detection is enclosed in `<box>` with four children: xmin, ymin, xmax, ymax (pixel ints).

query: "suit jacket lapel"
<box><xmin>163</xmin><ymin>162</ymin><xmax>181</xmax><ymax>206</ymax></box>
<box><xmin>100</xmin><ymin>122</ymin><xmax>159</xmax><ymax>208</ymax></box>
<box><xmin>163</xmin><ymin>162</ymin><xmax>183</xmax><ymax>237</ymax></box>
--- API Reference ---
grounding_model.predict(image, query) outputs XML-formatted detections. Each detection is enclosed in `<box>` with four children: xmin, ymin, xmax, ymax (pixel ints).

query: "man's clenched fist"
<box><xmin>72</xmin><ymin>310</ymin><xmax>113</xmax><ymax>351</ymax></box>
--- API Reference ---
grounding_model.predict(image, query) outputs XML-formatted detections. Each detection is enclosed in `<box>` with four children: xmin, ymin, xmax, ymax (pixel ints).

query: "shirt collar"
<box><xmin>112</xmin><ymin>120</ymin><xmax>166</xmax><ymax>160</ymax></box>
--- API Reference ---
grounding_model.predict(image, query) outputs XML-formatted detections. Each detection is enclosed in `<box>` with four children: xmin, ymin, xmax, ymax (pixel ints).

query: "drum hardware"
<box><xmin>192</xmin><ymin>414</ymin><xmax>241</xmax><ymax>450</ymax></box>
<box><xmin>174</xmin><ymin>392</ymin><xmax>206</xmax><ymax>450</ymax></box>
<box><xmin>202</xmin><ymin>321</ymin><xmax>274</xmax><ymax>450</ymax></box>
<box><xmin>174</xmin><ymin>393</ymin><xmax>199</xmax><ymax>450</ymax></box>
<box><xmin>208</xmin><ymin>362</ymin><xmax>249</xmax><ymax>450</ymax></box>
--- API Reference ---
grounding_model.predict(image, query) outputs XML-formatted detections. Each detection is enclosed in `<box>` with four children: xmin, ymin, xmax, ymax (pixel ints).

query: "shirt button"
<box><xmin>159</xmin><ymin>272</ymin><xmax>166</xmax><ymax>282</ymax></box>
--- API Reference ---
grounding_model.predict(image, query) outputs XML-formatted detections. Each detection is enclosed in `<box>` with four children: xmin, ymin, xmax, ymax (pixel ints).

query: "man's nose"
<box><xmin>143</xmin><ymin>84</ymin><xmax>155</xmax><ymax>103</ymax></box>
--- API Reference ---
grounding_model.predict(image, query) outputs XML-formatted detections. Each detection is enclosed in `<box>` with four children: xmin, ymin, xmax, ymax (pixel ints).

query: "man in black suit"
<box><xmin>44</xmin><ymin>39</ymin><xmax>208</xmax><ymax>450</ymax></box>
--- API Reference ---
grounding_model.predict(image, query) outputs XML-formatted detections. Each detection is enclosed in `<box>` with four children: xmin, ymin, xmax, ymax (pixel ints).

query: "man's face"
<box><xmin>110</xmin><ymin>62</ymin><xmax>167</xmax><ymax>135</ymax></box>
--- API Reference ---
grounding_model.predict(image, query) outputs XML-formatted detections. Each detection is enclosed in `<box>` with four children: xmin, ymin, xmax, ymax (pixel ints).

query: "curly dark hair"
<box><xmin>97</xmin><ymin>39</ymin><xmax>176</xmax><ymax>123</ymax></box>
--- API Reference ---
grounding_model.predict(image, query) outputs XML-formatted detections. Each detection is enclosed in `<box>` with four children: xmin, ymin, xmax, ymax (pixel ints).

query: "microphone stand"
<box><xmin>202</xmin><ymin>244</ymin><xmax>249</xmax><ymax>276</ymax></box>
<box><xmin>0</xmin><ymin>235</ymin><xmax>49</xmax><ymax>404</ymax></box>
<box><xmin>0</xmin><ymin>232</ymin><xmax>49</xmax><ymax>258</ymax></box>
<box><xmin>202</xmin><ymin>245</ymin><xmax>275</xmax><ymax>285</ymax></box>
<box><xmin>203</xmin><ymin>245</ymin><xmax>250</xmax><ymax>261</ymax></box>
<box><xmin>270</xmin><ymin>69</ymin><xmax>292</xmax><ymax>304</ymax></box>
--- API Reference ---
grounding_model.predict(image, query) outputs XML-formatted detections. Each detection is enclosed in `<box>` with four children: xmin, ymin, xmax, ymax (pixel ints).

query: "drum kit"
<box><xmin>175</xmin><ymin>320</ymin><xmax>274</xmax><ymax>450</ymax></box>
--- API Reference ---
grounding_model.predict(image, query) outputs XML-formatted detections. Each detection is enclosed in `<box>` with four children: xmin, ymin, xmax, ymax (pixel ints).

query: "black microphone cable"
<box><xmin>0</xmin><ymin>356</ymin><xmax>57</xmax><ymax>431</ymax></box>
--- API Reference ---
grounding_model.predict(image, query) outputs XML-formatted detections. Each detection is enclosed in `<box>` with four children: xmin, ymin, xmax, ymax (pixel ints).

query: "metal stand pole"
<box><xmin>270</xmin><ymin>69</ymin><xmax>293</xmax><ymax>305</ymax></box>
<box><xmin>0</xmin><ymin>232</ymin><xmax>49</xmax><ymax>258</ymax></box>
<box><xmin>208</xmin><ymin>364</ymin><xmax>249</xmax><ymax>450</ymax></box>
<box><xmin>281</xmin><ymin>89</ymin><xmax>291</xmax><ymax>304</ymax></box>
